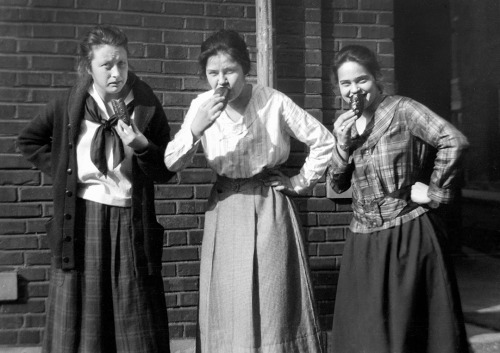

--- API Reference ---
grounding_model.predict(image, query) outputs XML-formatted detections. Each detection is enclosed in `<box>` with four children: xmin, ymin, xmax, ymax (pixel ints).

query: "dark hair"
<box><xmin>198</xmin><ymin>29</ymin><xmax>251</xmax><ymax>79</ymax></box>
<box><xmin>331</xmin><ymin>45</ymin><xmax>383</xmax><ymax>90</ymax></box>
<box><xmin>77</xmin><ymin>25</ymin><xmax>129</xmax><ymax>80</ymax></box>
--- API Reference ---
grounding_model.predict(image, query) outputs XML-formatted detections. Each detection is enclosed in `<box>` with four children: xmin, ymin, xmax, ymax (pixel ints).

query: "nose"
<box><xmin>110</xmin><ymin>65</ymin><xmax>120</xmax><ymax>78</ymax></box>
<box><xmin>217</xmin><ymin>72</ymin><xmax>227</xmax><ymax>86</ymax></box>
<box><xmin>350</xmin><ymin>83</ymin><xmax>361</xmax><ymax>94</ymax></box>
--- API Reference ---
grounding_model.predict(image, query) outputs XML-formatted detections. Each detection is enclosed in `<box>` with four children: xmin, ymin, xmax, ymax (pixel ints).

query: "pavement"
<box><xmin>454</xmin><ymin>247</ymin><xmax>500</xmax><ymax>353</ymax></box>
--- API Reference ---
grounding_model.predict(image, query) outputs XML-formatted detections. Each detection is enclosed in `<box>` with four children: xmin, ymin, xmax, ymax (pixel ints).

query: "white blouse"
<box><xmin>76</xmin><ymin>85</ymin><xmax>135</xmax><ymax>207</ymax></box>
<box><xmin>164</xmin><ymin>84</ymin><xmax>334</xmax><ymax>194</ymax></box>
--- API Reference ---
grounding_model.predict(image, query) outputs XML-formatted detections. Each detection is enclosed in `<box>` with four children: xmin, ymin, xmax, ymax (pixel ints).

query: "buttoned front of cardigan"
<box><xmin>18</xmin><ymin>73</ymin><xmax>175</xmax><ymax>272</ymax></box>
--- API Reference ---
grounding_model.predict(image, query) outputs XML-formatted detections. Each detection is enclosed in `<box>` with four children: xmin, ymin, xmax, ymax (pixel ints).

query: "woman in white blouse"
<box><xmin>164</xmin><ymin>29</ymin><xmax>334</xmax><ymax>353</ymax></box>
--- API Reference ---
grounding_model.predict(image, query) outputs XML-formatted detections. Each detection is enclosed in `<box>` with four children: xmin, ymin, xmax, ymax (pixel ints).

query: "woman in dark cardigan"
<box><xmin>17</xmin><ymin>25</ymin><xmax>174</xmax><ymax>353</ymax></box>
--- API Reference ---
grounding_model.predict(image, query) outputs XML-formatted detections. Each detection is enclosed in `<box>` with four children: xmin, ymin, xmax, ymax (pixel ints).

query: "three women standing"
<box><xmin>328</xmin><ymin>45</ymin><xmax>470</xmax><ymax>353</ymax></box>
<box><xmin>17</xmin><ymin>25</ymin><xmax>173</xmax><ymax>353</ymax></box>
<box><xmin>164</xmin><ymin>29</ymin><xmax>334</xmax><ymax>352</ymax></box>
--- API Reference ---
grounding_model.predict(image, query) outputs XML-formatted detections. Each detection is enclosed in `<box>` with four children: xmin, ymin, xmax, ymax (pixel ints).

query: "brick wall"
<box><xmin>0</xmin><ymin>0</ymin><xmax>394</xmax><ymax>346</ymax></box>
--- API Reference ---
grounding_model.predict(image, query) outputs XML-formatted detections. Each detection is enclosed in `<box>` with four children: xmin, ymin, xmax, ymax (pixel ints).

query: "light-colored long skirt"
<box><xmin>196</xmin><ymin>176</ymin><xmax>324</xmax><ymax>353</ymax></box>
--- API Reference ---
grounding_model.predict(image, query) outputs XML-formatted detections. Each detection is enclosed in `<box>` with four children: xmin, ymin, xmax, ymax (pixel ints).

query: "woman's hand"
<box><xmin>333</xmin><ymin>109</ymin><xmax>358</xmax><ymax>149</ymax></box>
<box><xmin>411</xmin><ymin>182</ymin><xmax>432</xmax><ymax>204</ymax></box>
<box><xmin>115</xmin><ymin>119</ymin><xmax>149</xmax><ymax>153</ymax></box>
<box><xmin>191</xmin><ymin>95</ymin><xmax>227</xmax><ymax>140</ymax></box>
<box><xmin>263</xmin><ymin>170</ymin><xmax>297</xmax><ymax>196</ymax></box>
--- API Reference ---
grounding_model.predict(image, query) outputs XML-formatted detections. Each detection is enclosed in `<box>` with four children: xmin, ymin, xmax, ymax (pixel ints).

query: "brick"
<box><xmin>0</xmin><ymin>103</ymin><xmax>16</xmax><ymax>118</ymax></box>
<box><xmin>185</xmin><ymin>17</ymin><xmax>224</xmax><ymax>31</ymax></box>
<box><xmin>360</xmin><ymin>0</ymin><xmax>392</xmax><ymax>11</ymax></box>
<box><xmin>18</xmin><ymin>8</ymin><xmax>54</xmax><ymax>22</ymax></box>
<box><xmin>32</xmin><ymin>0</ymin><xmax>74</xmax><ymax>7</ymax></box>
<box><xmin>56</xmin><ymin>40</ymin><xmax>78</xmax><ymax>55</ymax></box>
<box><xmin>32</xmin><ymin>88</ymin><xmax>69</xmax><ymax>103</ymax></box>
<box><xmin>101</xmin><ymin>12</ymin><xmax>143</xmax><ymax>26</ymax></box>
<box><xmin>179</xmin><ymin>292</ymin><xmax>198</xmax><ymax>306</ymax></box>
<box><xmin>167</xmin><ymin>307</ymin><xmax>198</xmax><ymax>322</ymax></box>
<box><xmin>177</xmin><ymin>262</ymin><xmax>200</xmax><ymax>277</ymax></box>
<box><xmin>32</xmin><ymin>56</ymin><xmax>75</xmax><ymax>71</ymax></box>
<box><xmin>0</xmin><ymin>251</ymin><xmax>23</xmax><ymax>265</ymax></box>
<box><xmin>166</xmin><ymin>46</ymin><xmax>189</xmax><ymax>60</ymax></box>
<box><xmin>143</xmin><ymin>15</ymin><xmax>184</xmax><ymax>29</ymax></box>
<box><xmin>0</xmin><ymin>236</ymin><xmax>38</xmax><ymax>250</ymax></box>
<box><xmin>140</xmin><ymin>76</ymin><xmax>182</xmax><ymax>91</ymax></box>
<box><xmin>0</xmin><ymin>38</ymin><xmax>16</xmax><ymax>52</ymax></box>
<box><xmin>0</xmin><ymin>203</ymin><xmax>42</xmax><ymax>217</ymax></box>
<box><xmin>177</xmin><ymin>170</ymin><xmax>213</xmax><ymax>184</ymax></box>
<box><xmin>162</xmin><ymin>247</ymin><xmax>199</xmax><ymax>262</ymax></box>
<box><xmin>318</xmin><ymin>242</ymin><xmax>345</xmax><ymax>256</ymax></box>
<box><xmin>155</xmin><ymin>185</ymin><xmax>193</xmax><ymax>199</ymax></box>
<box><xmin>162</xmin><ymin>263</ymin><xmax>176</xmax><ymax>277</ymax></box>
<box><xmin>32</xmin><ymin>24</ymin><xmax>75</xmax><ymax>38</ymax></box>
<box><xmin>18</xmin><ymin>329</ymin><xmax>41</xmax><ymax>344</ymax></box>
<box><xmin>2</xmin><ymin>155</ymin><xmax>32</xmax><ymax>169</ymax></box>
<box><xmin>129</xmin><ymin>59</ymin><xmax>163</xmax><ymax>74</ymax></box>
<box><xmin>333</xmin><ymin>24</ymin><xmax>358</xmax><ymax>38</ymax></box>
<box><xmin>0</xmin><ymin>187</ymin><xmax>17</xmax><ymax>202</ymax></box>
<box><xmin>76</xmin><ymin>0</ymin><xmax>118</xmax><ymax>10</ymax></box>
<box><xmin>27</xmin><ymin>282</ymin><xmax>49</xmax><ymax>297</ymax></box>
<box><xmin>188</xmin><ymin>230</ymin><xmax>203</xmax><ymax>245</ymax></box>
<box><xmin>163</xmin><ymin>31</ymin><xmax>205</xmax><ymax>45</ymax></box>
<box><xmin>167</xmin><ymin>231</ymin><xmax>187</xmax><ymax>246</ymax></box>
<box><xmin>377</xmin><ymin>12</ymin><xmax>393</xmax><ymax>25</ymax></box>
<box><xmin>342</xmin><ymin>11</ymin><xmax>377</xmax><ymax>24</ymax></box>
<box><xmin>17</xmin><ymin>268</ymin><xmax>47</xmax><ymax>281</ymax></box>
<box><xmin>52</xmin><ymin>72</ymin><xmax>78</xmax><ymax>87</ymax></box>
<box><xmin>121</xmin><ymin>0</ymin><xmax>162</xmax><ymax>12</ymax></box>
<box><xmin>0</xmin><ymin>331</ymin><xmax>17</xmax><ymax>345</ymax></box>
<box><xmin>55</xmin><ymin>10</ymin><xmax>99</xmax><ymax>24</ymax></box>
<box><xmin>145</xmin><ymin>44</ymin><xmax>167</xmax><ymax>59</ymax></box>
<box><xmin>26</xmin><ymin>218</ymin><xmax>49</xmax><ymax>233</ymax></box>
<box><xmin>25</xmin><ymin>251</ymin><xmax>51</xmax><ymax>265</ymax></box>
<box><xmin>326</xmin><ymin>227</ymin><xmax>346</xmax><ymax>241</ymax></box>
<box><xmin>164</xmin><ymin>277</ymin><xmax>199</xmax><ymax>292</ymax></box>
<box><xmin>155</xmin><ymin>200</ymin><xmax>176</xmax><ymax>215</ymax></box>
<box><xmin>0</xmin><ymin>23</ymin><xmax>31</xmax><ymax>37</ymax></box>
<box><xmin>164</xmin><ymin>293</ymin><xmax>177</xmax><ymax>307</ymax></box>
<box><xmin>25</xmin><ymin>314</ymin><xmax>46</xmax><ymax>328</ymax></box>
<box><xmin>0</xmin><ymin>170</ymin><xmax>40</xmax><ymax>185</ymax></box>
<box><xmin>126</xmin><ymin>28</ymin><xmax>163</xmax><ymax>44</ymax></box>
<box><xmin>332</xmin><ymin>0</ymin><xmax>358</xmax><ymax>10</ymax></box>
<box><xmin>0</xmin><ymin>220</ymin><xmax>25</xmax><ymax>234</ymax></box>
<box><xmin>164</xmin><ymin>2</ymin><xmax>204</xmax><ymax>15</ymax></box>
<box><xmin>0</xmin><ymin>315</ymin><xmax>23</xmax><ymax>329</ymax></box>
<box><xmin>17</xmin><ymin>72</ymin><xmax>52</xmax><ymax>86</ymax></box>
<box><xmin>163</xmin><ymin>61</ymin><xmax>200</xmax><ymax>76</ymax></box>
<box><xmin>318</xmin><ymin>212</ymin><xmax>352</xmax><ymax>226</ymax></box>
<box><xmin>0</xmin><ymin>56</ymin><xmax>29</xmax><ymax>70</ymax></box>
<box><xmin>308</xmin><ymin>228</ymin><xmax>326</xmax><ymax>242</ymax></box>
<box><xmin>177</xmin><ymin>201</ymin><xmax>207</xmax><ymax>215</ymax></box>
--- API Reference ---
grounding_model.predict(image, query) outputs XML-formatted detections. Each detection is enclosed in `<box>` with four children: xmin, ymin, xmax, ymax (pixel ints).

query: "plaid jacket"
<box><xmin>329</xmin><ymin>95</ymin><xmax>469</xmax><ymax>233</ymax></box>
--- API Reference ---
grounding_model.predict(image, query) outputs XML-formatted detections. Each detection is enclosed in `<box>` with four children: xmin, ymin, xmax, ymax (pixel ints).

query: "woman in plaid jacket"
<box><xmin>328</xmin><ymin>45</ymin><xmax>470</xmax><ymax>353</ymax></box>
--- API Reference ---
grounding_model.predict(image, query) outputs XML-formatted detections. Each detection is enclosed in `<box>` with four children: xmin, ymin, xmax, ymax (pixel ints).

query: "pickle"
<box><xmin>214</xmin><ymin>86</ymin><xmax>229</xmax><ymax>110</ymax></box>
<box><xmin>349</xmin><ymin>92</ymin><xmax>364</xmax><ymax>118</ymax></box>
<box><xmin>111</xmin><ymin>98</ymin><xmax>130</xmax><ymax>125</ymax></box>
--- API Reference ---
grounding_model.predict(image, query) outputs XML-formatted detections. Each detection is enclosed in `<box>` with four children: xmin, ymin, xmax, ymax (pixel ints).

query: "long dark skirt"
<box><xmin>42</xmin><ymin>198</ymin><xmax>170</xmax><ymax>353</ymax></box>
<box><xmin>331</xmin><ymin>212</ymin><xmax>470</xmax><ymax>353</ymax></box>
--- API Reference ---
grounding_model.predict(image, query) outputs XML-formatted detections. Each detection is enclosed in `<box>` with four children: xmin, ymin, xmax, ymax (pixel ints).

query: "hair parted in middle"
<box><xmin>198</xmin><ymin>29</ymin><xmax>251</xmax><ymax>79</ymax></box>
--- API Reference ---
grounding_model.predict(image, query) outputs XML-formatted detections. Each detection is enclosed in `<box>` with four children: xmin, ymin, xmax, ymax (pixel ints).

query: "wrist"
<box><xmin>337</xmin><ymin>143</ymin><xmax>350</xmax><ymax>152</ymax></box>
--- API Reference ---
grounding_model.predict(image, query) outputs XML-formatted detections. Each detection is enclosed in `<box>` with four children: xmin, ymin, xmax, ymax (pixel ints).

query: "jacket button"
<box><xmin>64</xmin><ymin>213</ymin><xmax>71</xmax><ymax>220</ymax></box>
<box><xmin>67</xmin><ymin>169</ymin><xmax>72</xmax><ymax>175</ymax></box>
<box><xmin>64</xmin><ymin>235</ymin><xmax>72</xmax><ymax>242</ymax></box>
<box><xmin>67</xmin><ymin>124</ymin><xmax>71</xmax><ymax>129</ymax></box>
<box><xmin>66</xmin><ymin>190</ymin><xmax>73</xmax><ymax>197</ymax></box>
<box><xmin>68</xmin><ymin>143</ymin><xmax>73</xmax><ymax>149</ymax></box>
<box><xmin>63</xmin><ymin>257</ymin><xmax>70</xmax><ymax>263</ymax></box>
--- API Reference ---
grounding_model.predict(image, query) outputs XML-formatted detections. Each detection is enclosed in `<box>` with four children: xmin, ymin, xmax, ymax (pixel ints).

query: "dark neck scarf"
<box><xmin>83</xmin><ymin>95</ymin><xmax>134</xmax><ymax>176</ymax></box>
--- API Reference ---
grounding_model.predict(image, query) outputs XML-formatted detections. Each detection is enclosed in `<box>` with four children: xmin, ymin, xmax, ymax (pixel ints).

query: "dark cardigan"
<box><xmin>17</xmin><ymin>73</ymin><xmax>175</xmax><ymax>274</ymax></box>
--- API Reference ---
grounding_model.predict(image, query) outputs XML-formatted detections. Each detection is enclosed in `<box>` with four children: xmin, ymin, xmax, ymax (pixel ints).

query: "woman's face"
<box><xmin>88</xmin><ymin>44</ymin><xmax>128</xmax><ymax>101</ymax></box>
<box><xmin>336</xmin><ymin>60</ymin><xmax>380</xmax><ymax>111</ymax></box>
<box><xmin>205</xmin><ymin>52</ymin><xmax>246</xmax><ymax>102</ymax></box>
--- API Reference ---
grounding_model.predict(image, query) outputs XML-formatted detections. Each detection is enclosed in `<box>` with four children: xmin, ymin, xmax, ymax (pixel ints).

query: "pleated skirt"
<box><xmin>42</xmin><ymin>198</ymin><xmax>170</xmax><ymax>353</ymax></box>
<box><xmin>196</xmin><ymin>177</ymin><xmax>324</xmax><ymax>353</ymax></box>
<box><xmin>331</xmin><ymin>212</ymin><xmax>470</xmax><ymax>353</ymax></box>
